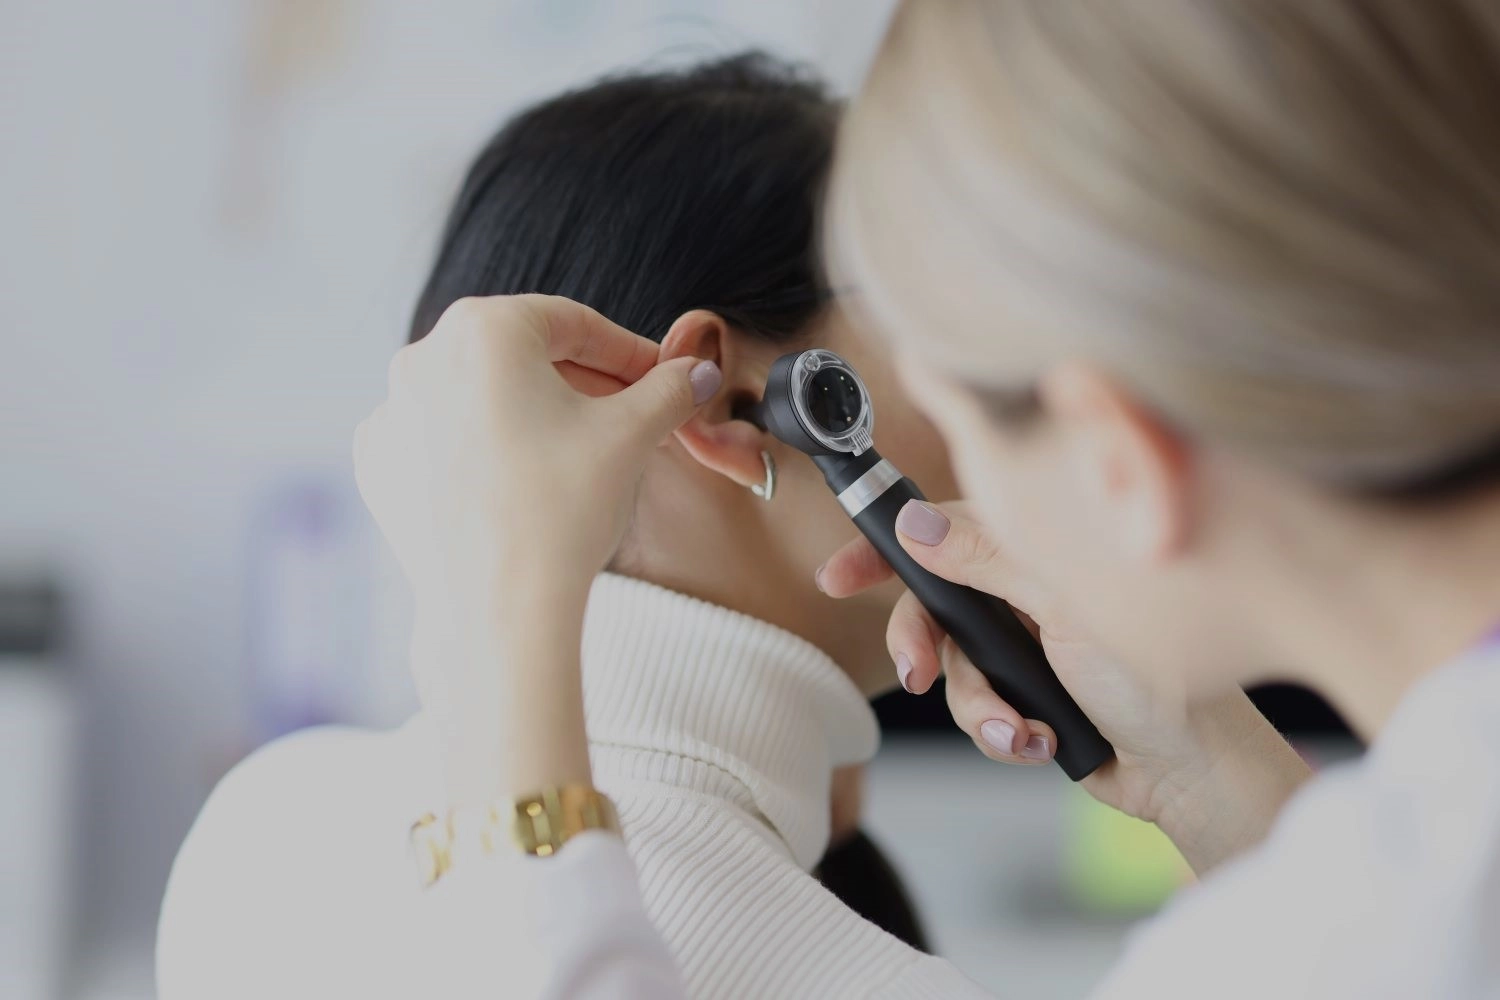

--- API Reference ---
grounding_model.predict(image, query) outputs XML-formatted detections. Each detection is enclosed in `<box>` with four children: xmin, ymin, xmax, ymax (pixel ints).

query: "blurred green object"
<box><xmin>1062</xmin><ymin>783</ymin><xmax>1189</xmax><ymax>915</ymax></box>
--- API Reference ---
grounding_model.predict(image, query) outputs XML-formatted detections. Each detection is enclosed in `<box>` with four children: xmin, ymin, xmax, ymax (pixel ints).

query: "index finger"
<box><xmin>511</xmin><ymin>294</ymin><xmax>660</xmax><ymax>385</ymax></box>
<box><xmin>816</xmin><ymin>532</ymin><xmax>896</xmax><ymax>597</ymax></box>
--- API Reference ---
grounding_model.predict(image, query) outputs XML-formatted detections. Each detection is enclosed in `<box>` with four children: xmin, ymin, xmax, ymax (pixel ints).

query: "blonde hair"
<box><xmin>830</xmin><ymin>0</ymin><xmax>1500</xmax><ymax>490</ymax></box>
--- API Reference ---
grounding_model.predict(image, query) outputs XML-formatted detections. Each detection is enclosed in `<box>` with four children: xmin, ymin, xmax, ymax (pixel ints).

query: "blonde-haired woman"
<box><xmin>322</xmin><ymin>2</ymin><xmax>1500</xmax><ymax>997</ymax></box>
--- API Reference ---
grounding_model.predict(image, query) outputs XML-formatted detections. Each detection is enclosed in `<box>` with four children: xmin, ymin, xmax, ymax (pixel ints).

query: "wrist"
<box><xmin>412</xmin><ymin>582</ymin><xmax>596</xmax><ymax>808</ymax></box>
<box><xmin>1151</xmin><ymin>691</ymin><xmax>1311</xmax><ymax>874</ymax></box>
<box><xmin>414</xmin><ymin>572</ymin><xmax>591</xmax><ymax>640</ymax></box>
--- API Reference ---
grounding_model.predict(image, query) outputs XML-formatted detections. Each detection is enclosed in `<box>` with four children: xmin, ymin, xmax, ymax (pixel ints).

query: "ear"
<box><xmin>1039</xmin><ymin>363</ymin><xmax>1194</xmax><ymax>562</ymax></box>
<box><xmin>658</xmin><ymin>310</ymin><xmax>770</xmax><ymax>489</ymax></box>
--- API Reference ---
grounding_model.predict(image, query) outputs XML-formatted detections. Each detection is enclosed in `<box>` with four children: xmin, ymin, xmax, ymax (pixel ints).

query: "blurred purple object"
<box><xmin>246</xmin><ymin>478</ymin><xmax>370</xmax><ymax>742</ymax></box>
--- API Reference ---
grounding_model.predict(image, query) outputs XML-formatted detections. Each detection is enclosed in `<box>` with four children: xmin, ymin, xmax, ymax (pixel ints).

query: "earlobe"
<box><xmin>658</xmin><ymin>311</ymin><xmax>775</xmax><ymax>490</ymax></box>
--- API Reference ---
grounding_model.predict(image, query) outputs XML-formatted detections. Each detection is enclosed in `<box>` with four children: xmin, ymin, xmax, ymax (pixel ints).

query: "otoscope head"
<box><xmin>756</xmin><ymin>349</ymin><xmax>876</xmax><ymax>458</ymax></box>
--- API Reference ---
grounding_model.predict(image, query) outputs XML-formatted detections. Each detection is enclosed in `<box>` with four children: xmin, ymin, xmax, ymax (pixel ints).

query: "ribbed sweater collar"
<box><xmin>580</xmin><ymin>573</ymin><xmax>880</xmax><ymax>871</ymax></box>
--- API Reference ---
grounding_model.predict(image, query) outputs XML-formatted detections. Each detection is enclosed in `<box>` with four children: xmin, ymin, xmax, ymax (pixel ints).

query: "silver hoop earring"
<box><xmin>750</xmin><ymin>450</ymin><xmax>777</xmax><ymax>501</ymax></box>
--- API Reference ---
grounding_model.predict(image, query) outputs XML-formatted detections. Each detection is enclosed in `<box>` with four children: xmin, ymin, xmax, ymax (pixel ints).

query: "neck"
<box><xmin>1255</xmin><ymin>487</ymin><xmax>1500</xmax><ymax>739</ymax></box>
<box><xmin>623</xmin><ymin>456</ymin><xmax>897</xmax><ymax>694</ymax></box>
<box><xmin>580</xmin><ymin>573</ymin><xmax>880</xmax><ymax>869</ymax></box>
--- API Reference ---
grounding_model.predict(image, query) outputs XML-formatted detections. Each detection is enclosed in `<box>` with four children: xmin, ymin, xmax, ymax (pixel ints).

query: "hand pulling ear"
<box><xmin>658</xmin><ymin>311</ymin><xmax>777</xmax><ymax>491</ymax></box>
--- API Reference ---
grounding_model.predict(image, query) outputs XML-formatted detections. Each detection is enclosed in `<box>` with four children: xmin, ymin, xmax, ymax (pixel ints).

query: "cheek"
<box><xmin>926</xmin><ymin>404</ymin><xmax>1098</xmax><ymax>588</ymax></box>
<box><xmin>948</xmin><ymin>432</ymin><xmax>1046</xmax><ymax>558</ymax></box>
<box><xmin>898</xmin><ymin>361</ymin><xmax>1109</xmax><ymax>590</ymax></box>
<box><xmin>916</xmin><ymin>395</ymin><xmax>1028</xmax><ymax>536</ymax></box>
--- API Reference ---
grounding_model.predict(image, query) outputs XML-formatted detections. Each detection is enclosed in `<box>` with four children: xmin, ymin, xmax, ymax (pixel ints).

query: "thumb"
<box><xmin>893</xmin><ymin>500</ymin><xmax>1013</xmax><ymax>596</ymax></box>
<box><xmin>608</xmin><ymin>356</ymin><xmax>722</xmax><ymax>448</ymax></box>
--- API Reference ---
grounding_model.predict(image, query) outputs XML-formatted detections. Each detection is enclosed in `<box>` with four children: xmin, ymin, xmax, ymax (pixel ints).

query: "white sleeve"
<box><xmin>1089</xmin><ymin>753</ymin><xmax>1500</xmax><ymax>999</ymax></box>
<box><xmin>157</xmin><ymin>729</ymin><xmax>688</xmax><ymax>1000</ymax></box>
<box><xmin>411</xmin><ymin>831</ymin><xmax>689</xmax><ymax>1000</ymax></box>
<box><xmin>510</xmin><ymin>832</ymin><xmax>687</xmax><ymax>1000</ymax></box>
<box><xmin>156</xmin><ymin>731</ymin><xmax>337</xmax><ymax>1000</ymax></box>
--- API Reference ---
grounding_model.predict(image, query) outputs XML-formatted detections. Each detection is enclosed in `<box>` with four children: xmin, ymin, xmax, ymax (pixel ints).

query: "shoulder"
<box><xmin>173</xmin><ymin>723</ymin><xmax>427</xmax><ymax>857</ymax></box>
<box><xmin>156</xmin><ymin>721</ymin><xmax>433</xmax><ymax>999</ymax></box>
<box><xmin>205</xmin><ymin>724</ymin><xmax>392</xmax><ymax>810</ymax></box>
<box><xmin>162</xmin><ymin>720</ymin><xmax>432</xmax><ymax>892</ymax></box>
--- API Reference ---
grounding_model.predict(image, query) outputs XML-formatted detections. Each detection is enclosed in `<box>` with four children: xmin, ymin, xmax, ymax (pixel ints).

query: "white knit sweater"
<box><xmin>159</xmin><ymin>574</ymin><xmax>1500</xmax><ymax>998</ymax></box>
<box><xmin>157</xmin><ymin>573</ymin><xmax>982</xmax><ymax>999</ymax></box>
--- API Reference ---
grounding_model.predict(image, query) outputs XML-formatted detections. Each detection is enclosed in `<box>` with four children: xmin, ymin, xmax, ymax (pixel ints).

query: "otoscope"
<box><xmin>746</xmin><ymin>349</ymin><xmax>1113</xmax><ymax>781</ymax></box>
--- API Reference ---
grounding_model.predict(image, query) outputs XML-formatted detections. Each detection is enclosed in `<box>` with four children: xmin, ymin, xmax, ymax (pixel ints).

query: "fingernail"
<box><xmin>979</xmin><ymin>720</ymin><xmax>1017</xmax><ymax>755</ymax></box>
<box><xmin>814</xmin><ymin>564</ymin><xmax>828</xmax><ymax>594</ymax></box>
<box><xmin>895</xmin><ymin>653</ymin><xmax>914</xmax><ymax>693</ymax></box>
<box><xmin>1020</xmin><ymin>733</ymin><xmax>1052</xmax><ymax>761</ymax></box>
<box><xmin>690</xmin><ymin>360</ymin><xmax>722</xmax><ymax>405</ymax></box>
<box><xmin>896</xmin><ymin>500</ymin><xmax>950</xmax><ymax>546</ymax></box>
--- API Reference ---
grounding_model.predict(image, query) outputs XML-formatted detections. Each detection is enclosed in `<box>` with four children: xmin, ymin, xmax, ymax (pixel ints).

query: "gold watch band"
<box><xmin>409</xmin><ymin>785</ymin><xmax>620</xmax><ymax>887</ymax></box>
<box><xmin>509</xmin><ymin>785</ymin><xmax>619</xmax><ymax>858</ymax></box>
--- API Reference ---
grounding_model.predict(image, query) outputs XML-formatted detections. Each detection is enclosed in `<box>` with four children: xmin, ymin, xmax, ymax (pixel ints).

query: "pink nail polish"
<box><xmin>979</xmin><ymin>720</ymin><xmax>1017</xmax><ymax>754</ymax></box>
<box><xmin>896</xmin><ymin>653</ymin><xmax>914</xmax><ymax>693</ymax></box>
<box><xmin>895</xmin><ymin>500</ymin><xmax>950</xmax><ymax>546</ymax></box>
<box><xmin>690</xmin><ymin>360</ymin><xmax>722</xmax><ymax>405</ymax></box>
<box><xmin>1019</xmin><ymin>733</ymin><xmax>1052</xmax><ymax>761</ymax></box>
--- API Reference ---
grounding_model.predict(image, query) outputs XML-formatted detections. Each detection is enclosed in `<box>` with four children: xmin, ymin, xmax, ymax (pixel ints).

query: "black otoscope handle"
<box><xmin>851</xmin><ymin>477</ymin><xmax>1114</xmax><ymax>780</ymax></box>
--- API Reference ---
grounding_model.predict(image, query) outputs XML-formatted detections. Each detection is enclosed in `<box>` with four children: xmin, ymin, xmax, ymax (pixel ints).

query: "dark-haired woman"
<box><xmin>157</xmin><ymin>56</ymin><xmax>979</xmax><ymax>999</ymax></box>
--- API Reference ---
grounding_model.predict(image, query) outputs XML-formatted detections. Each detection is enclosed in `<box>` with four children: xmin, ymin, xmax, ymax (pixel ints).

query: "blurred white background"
<box><xmin>1</xmin><ymin>3</ymin><xmax>1148</xmax><ymax>997</ymax></box>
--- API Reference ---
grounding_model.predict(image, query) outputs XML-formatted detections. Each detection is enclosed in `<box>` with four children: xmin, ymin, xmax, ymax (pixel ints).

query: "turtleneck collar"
<box><xmin>579</xmin><ymin>573</ymin><xmax>880</xmax><ymax>871</ymax></box>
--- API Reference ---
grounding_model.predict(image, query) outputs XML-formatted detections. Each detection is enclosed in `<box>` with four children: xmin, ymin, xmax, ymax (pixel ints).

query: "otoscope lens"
<box><xmin>805</xmin><ymin>367</ymin><xmax>864</xmax><ymax>434</ymax></box>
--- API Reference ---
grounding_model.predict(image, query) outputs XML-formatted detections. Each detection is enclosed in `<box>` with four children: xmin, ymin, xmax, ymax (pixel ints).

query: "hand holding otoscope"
<box><xmin>746</xmin><ymin>350</ymin><xmax>1114</xmax><ymax>780</ymax></box>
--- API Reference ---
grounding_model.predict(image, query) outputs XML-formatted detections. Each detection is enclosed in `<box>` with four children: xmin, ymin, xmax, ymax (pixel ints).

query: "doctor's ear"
<box><xmin>1039</xmin><ymin>363</ymin><xmax>1194</xmax><ymax>562</ymax></box>
<box><xmin>658</xmin><ymin>311</ymin><xmax>774</xmax><ymax>490</ymax></box>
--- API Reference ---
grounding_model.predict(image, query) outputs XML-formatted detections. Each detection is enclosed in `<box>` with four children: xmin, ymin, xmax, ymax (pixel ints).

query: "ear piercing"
<box><xmin>750</xmin><ymin>450</ymin><xmax>777</xmax><ymax>501</ymax></box>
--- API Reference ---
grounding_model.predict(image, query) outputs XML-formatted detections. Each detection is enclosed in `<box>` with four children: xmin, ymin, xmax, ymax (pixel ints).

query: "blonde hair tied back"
<box><xmin>830</xmin><ymin>0</ymin><xmax>1500</xmax><ymax>491</ymax></box>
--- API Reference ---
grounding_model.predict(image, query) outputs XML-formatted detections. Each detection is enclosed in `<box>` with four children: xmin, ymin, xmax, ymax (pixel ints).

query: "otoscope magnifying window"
<box><xmin>775</xmin><ymin>348</ymin><xmax>875</xmax><ymax>455</ymax></box>
<box><xmin>805</xmin><ymin>368</ymin><xmax>864</xmax><ymax>434</ymax></box>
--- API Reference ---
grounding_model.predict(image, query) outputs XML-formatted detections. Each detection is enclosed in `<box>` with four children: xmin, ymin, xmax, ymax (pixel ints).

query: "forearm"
<box><xmin>1153</xmin><ymin>691</ymin><xmax>1312</xmax><ymax>875</ymax></box>
<box><xmin>496</xmin><ymin>601</ymin><xmax>593</xmax><ymax>795</ymax></box>
<box><xmin>412</xmin><ymin>579</ymin><xmax>594</xmax><ymax>806</ymax></box>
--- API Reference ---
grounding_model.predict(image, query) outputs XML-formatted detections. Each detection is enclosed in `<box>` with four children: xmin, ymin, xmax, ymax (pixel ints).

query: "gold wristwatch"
<box><xmin>410</xmin><ymin>785</ymin><xmax>620</xmax><ymax>887</ymax></box>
